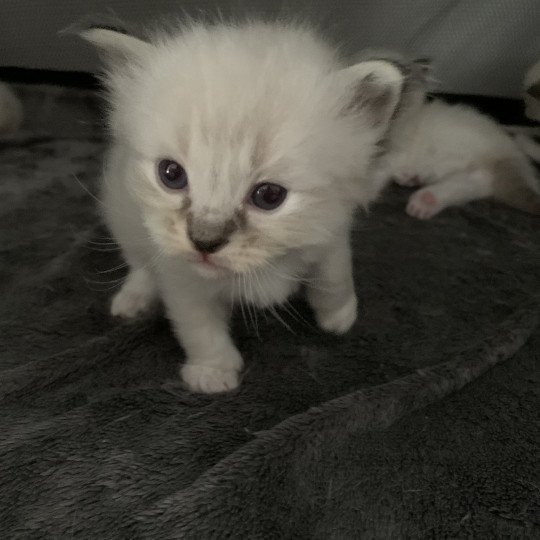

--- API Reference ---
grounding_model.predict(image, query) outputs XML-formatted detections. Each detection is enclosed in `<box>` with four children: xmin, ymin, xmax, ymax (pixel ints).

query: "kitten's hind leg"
<box><xmin>393</xmin><ymin>171</ymin><xmax>422</xmax><ymax>187</ymax></box>
<box><xmin>406</xmin><ymin>169</ymin><xmax>493</xmax><ymax>219</ymax></box>
<box><xmin>111</xmin><ymin>268</ymin><xmax>158</xmax><ymax>318</ymax></box>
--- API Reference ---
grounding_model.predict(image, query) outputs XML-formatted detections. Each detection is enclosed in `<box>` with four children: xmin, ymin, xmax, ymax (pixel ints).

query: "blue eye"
<box><xmin>250</xmin><ymin>183</ymin><xmax>287</xmax><ymax>210</ymax></box>
<box><xmin>158</xmin><ymin>159</ymin><xmax>188</xmax><ymax>190</ymax></box>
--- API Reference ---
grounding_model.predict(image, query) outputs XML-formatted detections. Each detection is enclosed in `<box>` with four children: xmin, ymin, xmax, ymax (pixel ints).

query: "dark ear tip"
<box><xmin>412</xmin><ymin>57</ymin><xmax>433</xmax><ymax>72</ymax></box>
<box><xmin>59</xmin><ymin>15</ymin><xmax>134</xmax><ymax>38</ymax></box>
<box><xmin>526</xmin><ymin>82</ymin><xmax>540</xmax><ymax>100</ymax></box>
<box><xmin>86</xmin><ymin>24</ymin><xmax>131</xmax><ymax>35</ymax></box>
<box><xmin>59</xmin><ymin>23</ymin><xmax>131</xmax><ymax>36</ymax></box>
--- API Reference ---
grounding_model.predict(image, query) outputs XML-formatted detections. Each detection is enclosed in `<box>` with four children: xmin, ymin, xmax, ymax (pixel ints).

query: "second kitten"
<box><xmin>375</xmin><ymin>59</ymin><xmax>540</xmax><ymax>218</ymax></box>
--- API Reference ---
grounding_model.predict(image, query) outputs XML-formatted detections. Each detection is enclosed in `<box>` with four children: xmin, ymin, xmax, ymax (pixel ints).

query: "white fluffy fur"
<box><xmin>0</xmin><ymin>83</ymin><xmax>23</xmax><ymax>133</ymax></box>
<box><xmin>82</xmin><ymin>22</ymin><xmax>404</xmax><ymax>393</ymax></box>
<box><xmin>375</xmin><ymin>65</ymin><xmax>540</xmax><ymax>219</ymax></box>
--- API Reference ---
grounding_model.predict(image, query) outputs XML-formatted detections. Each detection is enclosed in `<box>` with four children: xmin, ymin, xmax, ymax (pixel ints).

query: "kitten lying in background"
<box><xmin>79</xmin><ymin>22</ymin><xmax>405</xmax><ymax>393</ymax></box>
<box><xmin>375</xmin><ymin>59</ymin><xmax>540</xmax><ymax>218</ymax></box>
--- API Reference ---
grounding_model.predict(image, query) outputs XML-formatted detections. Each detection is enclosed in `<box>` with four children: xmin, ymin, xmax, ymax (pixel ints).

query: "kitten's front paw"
<box><xmin>316</xmin><ymin>295</ymin><xmax>357</xmax><ymax>335</ymax></box>
<box><xmin>180</xmin><ymin>364</ymin><xmax>240</xmax><ymax>394</ymax></box>
<box><xmin>406</xmin><ymin>189</ymin><xmax>441</xmax><ymax>220</ymax></box>
<box><xmin>111</xmin><ymin>287</ymin><xmax>154</xmax><ymax>318</ymax></box>
<box><xmin>110</xmin><ymin>269</ymin><xmax>157</xmax><ymax>319</ymax></box>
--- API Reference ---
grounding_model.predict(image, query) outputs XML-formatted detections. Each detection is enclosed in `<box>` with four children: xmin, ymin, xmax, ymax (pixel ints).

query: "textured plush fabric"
<box><xmin>1</xmin><ymin>85</ymin><xmax>539</xmax><ymax>538</ymax></box>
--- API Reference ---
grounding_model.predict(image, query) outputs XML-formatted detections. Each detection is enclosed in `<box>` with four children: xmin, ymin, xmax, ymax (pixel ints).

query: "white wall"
<box><xmin>0</xmin><ymin>0</ymin><xmax>538</xmax><ymax>97</ymax></box>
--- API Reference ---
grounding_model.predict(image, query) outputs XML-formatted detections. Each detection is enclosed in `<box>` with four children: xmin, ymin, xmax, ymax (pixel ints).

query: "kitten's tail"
<box><xmin>490</xmin><ymin>156</ymin><xmax>540</xmax><ymax>216</ymax></box>
<box><xmin>0</xmin><ymin>82</ymin><xmax>23</xmax><ymax>134</ymax></box>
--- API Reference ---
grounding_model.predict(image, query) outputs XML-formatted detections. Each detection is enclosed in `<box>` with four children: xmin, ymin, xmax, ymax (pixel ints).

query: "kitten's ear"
<box><xmin>76</xmin><ymin>26</ymin><xmax>153</xmax><ymax>65</ymax></box>
<box><xmin>338</xmin><ymin>60</ymin><xmax>404</xmax><ymax>129</ymax></box>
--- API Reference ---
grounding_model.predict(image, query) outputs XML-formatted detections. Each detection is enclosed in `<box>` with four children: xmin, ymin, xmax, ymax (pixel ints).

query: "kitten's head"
<box><xmin>82</xmin><ymin>22</ymin><xmax>404</xmax><ymax>276</ymax></box>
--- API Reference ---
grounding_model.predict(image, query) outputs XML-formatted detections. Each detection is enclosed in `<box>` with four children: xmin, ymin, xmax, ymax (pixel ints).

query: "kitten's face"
<box><xmin>86</xmin><ymin>24</ymin><xmax>403</xmax><ymax>277</ymax></box>
<box><xmin>126</xmin><ymin>105</ymin><xmax>361</xmax><ymax>277</ymax></box>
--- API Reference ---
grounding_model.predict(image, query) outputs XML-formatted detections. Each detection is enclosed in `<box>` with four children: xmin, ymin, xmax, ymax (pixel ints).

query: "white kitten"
<box><xmin>80</xmin><ymin>22</ymin><xmax>405</xmax><ymax>393</ymax></box>
<box><xmin>0</xmin><ymin>83</ymin><xmax>23</xmax><ymax>133</ymax></box>
<box><xmin>375</xmin><ymin>59</ymin><xmax>540</xmax><ymax>218</ymax></box>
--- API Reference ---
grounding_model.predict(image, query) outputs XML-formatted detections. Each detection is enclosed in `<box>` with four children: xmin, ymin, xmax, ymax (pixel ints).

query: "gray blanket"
<box><xmin>1</xmin><ymin>85</ymin><xmax>539</xmax><ymax>538</ymax></box>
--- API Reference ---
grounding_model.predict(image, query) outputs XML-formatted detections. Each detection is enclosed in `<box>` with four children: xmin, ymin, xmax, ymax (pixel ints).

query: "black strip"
<box><xmin>433</xmin><ymin>92</ymin><xmax>534</xmax><ymax>126</ymax></box>
<box><xmin>0</xmin><ymin>67</ymin><xmax>99</xmax><ymax>89</ymax></box>
<box><xmin>0</xmin><ymin>136</ymin><xmax>104</xmax><ymax>151</ymax></box>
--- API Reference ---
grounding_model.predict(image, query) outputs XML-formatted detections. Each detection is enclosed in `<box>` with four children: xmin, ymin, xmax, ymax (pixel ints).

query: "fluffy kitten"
<box><xmin>0</xmin><ymin>83</ymin><xmax>23</xmax><ymax>133</ymax></box>
<box><xmin>375</xmin><ymin>59</ymin><xmax>540</xmax><ymax>218</ymax></box>
<box><xmin>80</xmin><ymin>22</ymin><xmax>405</xmax><ymax>393</ymax></box>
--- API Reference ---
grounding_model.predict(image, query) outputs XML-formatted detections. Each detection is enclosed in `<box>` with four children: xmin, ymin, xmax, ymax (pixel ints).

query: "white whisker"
<box><xmin>96</xmin><ymin>261</ymin><xmax>129</xmax><ymax>274</ymax></box>
<box><xmin>268</xmin><ymin>305</ymin><xmax>295</xmax><ymax>334</ymax></box>
<box><xmin>242</xmin><ymin>272</ymin><xmax>257</xmax><ymax>333</ymax></box>
<box><xmin>72</xmin><ymin>174</ymin><xmax>104</xmax><ymax>206</ymax></box>
<box><xmin>83</xmin><ymin>276</ymin><xmax>127</xmax><ymax>292</ymax></box>
<box><xmin>264</xmin><ymin>260</ymin><xmax>318</xmax><ymax>287</ymax></box>
<box><xmin>246</xmin><ymin>269</ymin><xmax>260</xmax><ymax>337</ymax></box>
<box><xmin>87</xmin><ymin>238</ymin><xmax>118</xmax><ymax>245</ymax></box>
<box><xmin>85</xmin><ymin>245</ymin><xmax>122</xmax><ymax>252</ymax></box>
<box><xmin>235</xmin><ymin>275</ymin><xmax>248</xmax><ymax>329</ymax></box>
<box><xmin>251</xmin><ymin>268</ymin><xmax>269</xmax><ymax>323</ymax></box>
<box><xmin>282</xmin><ymin>299</ymin><xmax>313</xmax><ymax>329</ymax></box>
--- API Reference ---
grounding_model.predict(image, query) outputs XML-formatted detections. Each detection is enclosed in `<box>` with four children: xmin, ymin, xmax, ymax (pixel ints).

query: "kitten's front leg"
<box><xmin>111</xmin><ymin>267</ymin><xmax>158</xmax><ymax>318</ymax></box>
<box><xmin>307</xmin><ymin>239</ymin><xmax>357</xmax><ymax>335</ymax></box>
<box><xmin>161</xmin><ymin>278</ymin><xmax>242</xmax><ymax>394</ymax></box>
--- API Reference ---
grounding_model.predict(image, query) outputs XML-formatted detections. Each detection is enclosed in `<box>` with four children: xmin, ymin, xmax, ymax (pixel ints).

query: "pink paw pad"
<box><xmin>406</xmin><ymin>189</ymin><xmax>442</xmax><ymax>220</ymax></box>
<box><xmin>420</xmin><ymin>191</ymin><xmax>437</xmax><ymax>206</ymax></box>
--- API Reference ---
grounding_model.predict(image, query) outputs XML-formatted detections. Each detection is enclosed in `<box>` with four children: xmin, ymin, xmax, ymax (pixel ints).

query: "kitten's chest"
<box><xmin>225</xmin><ymin>253</ymin><xmax>313</xmax><ymax>308</ymax></box>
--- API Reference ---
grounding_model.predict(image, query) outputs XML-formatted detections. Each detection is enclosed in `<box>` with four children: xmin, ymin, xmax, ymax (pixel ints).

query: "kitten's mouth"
<box><xmin>198</xmin><ymin>253</ymin><xmax>221</xmax><ymax>268</ymax></box>
<box><xmin>188</xmin><ymin>253</ymin><xmax>230</xmax><ymax>277</ymax></box>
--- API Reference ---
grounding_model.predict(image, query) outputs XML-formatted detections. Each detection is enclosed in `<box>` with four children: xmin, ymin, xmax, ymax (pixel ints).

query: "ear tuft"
<box><xmin>65</xmin><ymin>22</ymin><xmax>152</xmax><ymax>66</ymax></box>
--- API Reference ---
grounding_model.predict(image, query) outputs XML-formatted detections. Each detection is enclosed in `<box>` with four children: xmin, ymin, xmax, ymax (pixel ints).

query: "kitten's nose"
<box><xmin>189</xmin><ymin>236</ymin><xmax>228</xmax><ymax>254</ymax></box>
<box><xmin>186</xmin><ymin>214</ymin><xmax>236</xmax><ymax>254</ymax></box>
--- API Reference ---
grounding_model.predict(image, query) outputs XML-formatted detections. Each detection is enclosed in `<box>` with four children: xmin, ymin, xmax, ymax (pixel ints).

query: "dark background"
<box><xmin>1</xmin><ymin>0</ymin><xmax>539</xmax><ymax>98</ymax></box>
